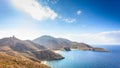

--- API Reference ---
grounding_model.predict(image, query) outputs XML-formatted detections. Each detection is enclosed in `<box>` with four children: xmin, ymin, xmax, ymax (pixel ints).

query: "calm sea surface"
<box><xmin>46</xmin><ymin>45</ymin><xmax>120</xmax><ymax>68</ymax></box>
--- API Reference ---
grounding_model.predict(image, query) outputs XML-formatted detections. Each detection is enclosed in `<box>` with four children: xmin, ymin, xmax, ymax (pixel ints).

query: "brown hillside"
<box><xmin>0</xmin><ymin>52</ymin><xmax>50</xmax><ymax>68</ymax></box>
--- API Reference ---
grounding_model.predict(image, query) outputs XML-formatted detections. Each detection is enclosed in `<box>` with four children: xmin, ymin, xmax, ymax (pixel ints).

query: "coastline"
<box><xmin>41</xmin><ymin>61</ymin><xmax>47</xmax><ymax>65</ymax></box>
<box><xmin>54</xmin><ymin>50</ymin><xmax>61</xmax><ymax>53</ymax></box>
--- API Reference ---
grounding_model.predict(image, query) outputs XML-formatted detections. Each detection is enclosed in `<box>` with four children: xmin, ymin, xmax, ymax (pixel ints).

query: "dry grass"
<box><xmin>0</xmin><ymin>52</ymin><xmax>50</xmax><ymax>68</ymax></box>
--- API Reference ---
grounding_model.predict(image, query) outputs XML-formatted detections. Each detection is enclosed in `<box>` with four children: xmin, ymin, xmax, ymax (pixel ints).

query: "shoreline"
<box><xmin>54</xmin><ymin>50</ymin><xmax>61</xmax><ymax>53</ymax></box>
<box><xmin>41</xmin><ymin>61</ymin><xmax>47</xmax><ymax>65</ymax></box>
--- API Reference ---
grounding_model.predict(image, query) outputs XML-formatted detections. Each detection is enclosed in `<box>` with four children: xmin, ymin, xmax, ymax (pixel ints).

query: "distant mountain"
<box><xmin>33</xmin><ymin>35</ymin><xmax>71</xmax><ymax>50</ymax></box>
<box><xmin>33</xmin><ymin>35</ymin><xmax>93</xmax><ymax>50</ymax></box>
<box><xmin>33</xmin><ymin>35</ymin><xmax>109</xmax><ymax>52</ymax></box>
<box><xmin>0</xmin><ymin>36</ymin><xmax>64</xmax><ymax>61</ymax></box>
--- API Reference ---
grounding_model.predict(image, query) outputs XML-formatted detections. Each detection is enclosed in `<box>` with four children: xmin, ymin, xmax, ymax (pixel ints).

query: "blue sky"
<box><xmin>0</xmin><ymin>0</ymin><xmax>120</xmax><ymax>44</ymax></box>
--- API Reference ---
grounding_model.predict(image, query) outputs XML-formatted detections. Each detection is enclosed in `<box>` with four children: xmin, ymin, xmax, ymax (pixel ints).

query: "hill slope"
<box><xmin>0</xmin><ymin>36</ymin><xmax>64</xmax><ymax>61</ymax></box>
<box><xmin>0</xmin><ymin>52</ymin><xmax>50</xmax><ymax>68</ymax></box>
<box><xmin>0</xmin><ymin>37</ymin><xmax>46</xmax><ymax>52</ymax></box>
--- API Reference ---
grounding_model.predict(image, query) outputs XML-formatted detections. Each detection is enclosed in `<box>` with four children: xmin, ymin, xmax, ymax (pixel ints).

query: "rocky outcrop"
<box><xmin>64</xmin><ymin>47</ymin><xmax>71</xmax><ymax>51</ymax></box>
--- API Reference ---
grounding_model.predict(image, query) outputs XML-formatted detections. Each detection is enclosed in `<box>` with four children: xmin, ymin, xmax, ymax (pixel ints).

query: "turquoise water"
<box><xmin>46</xmin><ymin>46</ymin><xmax>120</xmax><ymax>68</ymax></box>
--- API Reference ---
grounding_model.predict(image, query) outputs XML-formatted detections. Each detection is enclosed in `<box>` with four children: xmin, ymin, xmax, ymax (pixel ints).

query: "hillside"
<box><xmin>33</xmin><ymin>35</ymin><xmax>71</xmax><ymax>50</ymax></box>
<box><xmin>32</xmin><ymin>50</ymin><xmax>64</xmax><ymax>60</ymax></box>
<box><xmin>0</xmin><ymin>36</ymin><xmax>64</xmax><ymax>61</ymax></box>
<box><xmin>0</xmin><ymin>52</ymin><xmax>50</xmax><ymax>68</ymax></box>
<box><xmin>0</xmin><ymin>36</ymin><xmax>46</xmax><ymax>52</ymax></box>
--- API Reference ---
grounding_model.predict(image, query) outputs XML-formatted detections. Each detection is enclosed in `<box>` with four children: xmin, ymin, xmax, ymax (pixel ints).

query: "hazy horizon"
<box><xmin>0</xmin><ymin>0</ymin><xmax>120</xmax><ymax>45</ymax></box>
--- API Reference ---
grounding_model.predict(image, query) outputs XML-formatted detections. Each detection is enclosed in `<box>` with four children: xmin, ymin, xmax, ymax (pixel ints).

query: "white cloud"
<box><xmin>63</xmin><ymin>18</ymin><xmax>76</xmax><ymax>23</ymax></box>
<box><xmin>77</xmin><ymin>10</ymin><xmax>82</xmax><ymax>15</ymax></box>
<box><xmin>11</xmin><ymin>0</ymin><xmax>58</xmax><ymax>21</ymax></box>
<box><xmin>58</xmin><ymin>16</ymin><xmax>76</xmax><ymax>23</ymax></box>
<box><xmin>62</xmin><ymin>30</ymin><xmax>120</xmax><ymax>45</ymax></box>
<box><xmin>47</xmin><ymin>0</ymin><xmax>59</xmax><ymax>4</ymax></box>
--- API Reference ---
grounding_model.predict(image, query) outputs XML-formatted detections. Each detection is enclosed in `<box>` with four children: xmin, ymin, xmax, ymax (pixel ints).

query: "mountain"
<box><xmin>33</xmin><ymin>35</ymin><xmax>92</xmax><ymax>50</ymax></box>
<box><xmin>33</xmin><ymin>35</ymin><xmax>71</xmax><ymax>50</ymax></box>
<box><xmin>33</xmin><ymin>35</ymin><xmax>108</xmax><ymax>52</ymax></box>
<box><xmin>0</xmin><ymin>36</ymin><xmax>64</xmax><ymax>61</ymax></box>
<box><xmin>0</xmin><ymin>52</ymin><xmax>50</xmax><ymax>68</ymax></box>
<box><xmin>0</xmin><ymin>36</ymin><xmax>46</xmax><ymax>52</ymax></box>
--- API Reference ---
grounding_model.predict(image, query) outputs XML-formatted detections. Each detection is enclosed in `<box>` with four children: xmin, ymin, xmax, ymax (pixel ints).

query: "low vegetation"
<box><xmin>0</xmin><ymin>52</ymin><xmax>50</xmax><ymax>68</ymax></box>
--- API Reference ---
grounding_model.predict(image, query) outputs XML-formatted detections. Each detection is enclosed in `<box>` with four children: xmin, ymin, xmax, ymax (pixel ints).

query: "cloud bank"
<box><xmin>63</xmin><ymin>30</ymin><xmax>120</xmax><ymax>45</ymax></box>
<box><xmin>0</xmin><ymin>30</ymin><xmax>120</xmax><ymax>45</ymax></box>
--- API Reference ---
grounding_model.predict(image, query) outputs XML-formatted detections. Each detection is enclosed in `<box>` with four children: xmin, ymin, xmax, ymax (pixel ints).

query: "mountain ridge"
<box><xmin>33</xmin><ymin>35</ymin><xmax>92</xmax><ymax>50</ymax></box>
<box><xmin>33</xmin><ymin>35</ymin><xmax>72</xmax><ymax>50</ymax></box>
<box><xmin>33</xmin><ymin>35</ymin><xmax>109</xmax><ymax>52</ymax></box>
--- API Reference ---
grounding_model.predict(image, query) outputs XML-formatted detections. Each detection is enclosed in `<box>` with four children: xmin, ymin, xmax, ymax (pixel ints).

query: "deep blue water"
<box><xmin>46</xmin><ymin>45</ymin><xmax>120</xmax><ymax>68</ymax></box>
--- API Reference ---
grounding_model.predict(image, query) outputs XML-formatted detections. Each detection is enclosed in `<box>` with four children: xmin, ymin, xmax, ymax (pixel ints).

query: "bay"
<box><xmin>46</xmin><ymin>45</ymin><xmax>120</xmax><ymax>68</ymax></box>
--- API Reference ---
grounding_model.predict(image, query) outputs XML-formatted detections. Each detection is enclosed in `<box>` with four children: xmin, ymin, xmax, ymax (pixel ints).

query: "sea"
<box><xmin>46</xmin><ymin>45</ymin><xmax>120</xmax><ymax>68</ymax></box>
